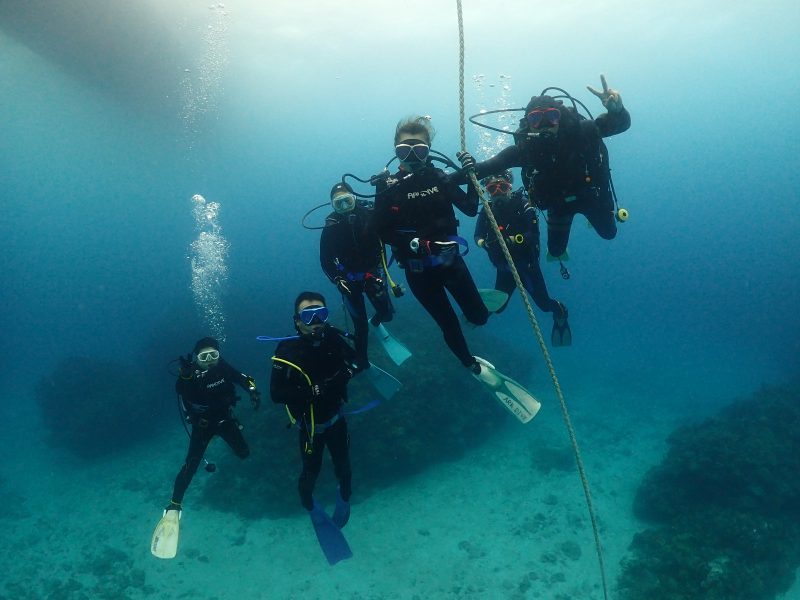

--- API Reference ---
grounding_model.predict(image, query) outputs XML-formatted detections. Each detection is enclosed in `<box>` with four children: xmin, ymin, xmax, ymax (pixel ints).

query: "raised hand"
<box><xmin>587</xmin><ymin>74</ymin><xmax>623</xmax><ymax>113</ymax></box>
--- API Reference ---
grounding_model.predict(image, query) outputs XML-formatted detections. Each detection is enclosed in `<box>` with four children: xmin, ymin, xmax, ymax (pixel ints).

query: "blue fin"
<box><xmin>332</xmin><ymin>488</ymin><xmax>350</xmax><ymax>529</ymax></box>
<box><xmin>371</xmin><ymin>323</ymin><xmax>412</xmax><ymax>365</ymax></box>
<box><xmin>309</xmin><ymin>502</ymin><xmax>353</xmax><ymax>565</ymax></box>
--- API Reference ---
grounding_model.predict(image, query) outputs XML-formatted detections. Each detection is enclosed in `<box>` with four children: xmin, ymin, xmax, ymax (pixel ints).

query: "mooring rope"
<box><xmin>455</xmin><ymin>3</ymin><xmax>609</xmax><ymax>598</ymax></box>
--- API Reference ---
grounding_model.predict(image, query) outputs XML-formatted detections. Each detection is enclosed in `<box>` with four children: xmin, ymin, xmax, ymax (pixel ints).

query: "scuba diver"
<box><xmin>151</xmin><ymin>337</ymin><xmax>260</xmax><ymax>559</ymax></box>
<box><xmin>370</xmin><ymin>116</ymin><xmax>540</xmax><ymax>424</ymax></box>
<box><xmin>473</xmin><ymin>170</ymin><xmax>571</xmax><ymax>346</ymax></box>
<box><xmin>320</xmin><ymin>182</ymin><xmax>410</xmax><ymax>368</ymax></box>
<box><xmin>270</xmin><ymin>291</ymin><xmax>357</xmax><ymax>565</ymax></box>
<box><xmin>459</xmin><ymin>75</ymin><xmax>631</xmax><ymax>262</ymax></box>
<box><xmin>372</xmin><ymin>115</ymin><xmax>488</xmax><ymax>373</ymax></box>
<box><xmin>371</xmin><ymin>117</ymin><xmax>541</xmax><ymax>423</ymax></box>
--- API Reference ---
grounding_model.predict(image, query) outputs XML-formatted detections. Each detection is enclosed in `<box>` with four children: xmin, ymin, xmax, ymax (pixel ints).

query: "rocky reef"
<box><xmin>617</xmin><ymin>382</ymin><xmax>800</xmax><ymax>600</ymax></box>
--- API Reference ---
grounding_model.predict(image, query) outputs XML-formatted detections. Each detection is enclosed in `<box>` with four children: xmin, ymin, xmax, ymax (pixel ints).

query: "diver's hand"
<box><xmin>456</xmin><ymin>150</ymin><xmax>476</xmax><ymax>171</ymax></box>
<box><xmin>249</xmin><ymin>389</ymin><xmax>261</xmax><ymax>410</ymax></box>
<box><xmin>587</xmin><ymin>74</ymin><xmax>623</xmax><ymax>113</ymax></box>
<box><xmin>335</xmin><ymin>277</ymin><xmax>352</xmax><ymax>296</ymax></box>
<box><xmin>178</xmin><ymin>354</ymin><xmax>194</xmax><ymax>377</ymax></box>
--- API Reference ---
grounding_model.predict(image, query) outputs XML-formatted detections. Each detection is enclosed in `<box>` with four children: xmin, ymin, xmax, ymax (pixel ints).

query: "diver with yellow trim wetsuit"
<box><xmin>473</xmin><ymin>171</ymin><xmax>571</xmax><ymax>346</ymax></box>
<box><xmin>270</xmin><ymin>292</ymin><xmax>357</xmax><ymax>517</ymax></box>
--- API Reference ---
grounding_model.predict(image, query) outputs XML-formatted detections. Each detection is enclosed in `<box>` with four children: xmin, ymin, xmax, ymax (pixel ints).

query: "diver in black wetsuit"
<box><xmin>165</xmin><ymin>337</ymin><xmax>260</xmax><ymax>514</ymax></box>
<box><xmin>372</xmin><ymin>116</ymin><xmax>487</xmax><ymax>373</ymax></box>
<box><xmin>270</xmin><ymin>292</ymin><xmax>357</xmax><ymax>518</ymax></box>
<box><xmin>472</xmin><ymin>171</ymin><xmax>571</xmax><ymax>346</ymax></box>
<box><xmin>459</xmin><ymin>75</ymin><xmax>631</xmax><ymax>260</ymax></box>
<box><xmin>320</xmin><ymin>182</ymin><xmax>393</xmax><ymax>370</ymax></box>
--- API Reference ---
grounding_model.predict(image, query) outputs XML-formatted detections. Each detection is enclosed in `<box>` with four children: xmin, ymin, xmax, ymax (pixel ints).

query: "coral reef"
<box><xmin>36</xmin><ymin>357</ymin><xmax>167</xmax><ymax>459</ymax></box>
<box><xmin>617</xmin><ymin>382</ymin><xmax>800</xmax><ymax>600</ymax></box>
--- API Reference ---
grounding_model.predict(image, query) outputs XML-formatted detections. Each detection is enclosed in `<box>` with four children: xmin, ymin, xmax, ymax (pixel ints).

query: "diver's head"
<box><xmin>330</xmin><ymin>182</ymin><xmax>356</xmax><ymax>214</ymax></box>
<box><xmin>193</xmin><ymin>337</ymin><xmax>220</xmax><ymax>369</ymax></box>
<box><xmin>523</xmin><ymin>95</ymin><xmax>563</xmax><ymax>140</ymax></box>
<box><xmin>293</xmin><ymin>291</ymin><xmax>329</xmax><ymax>340</ymax></box>
<box><xmin>482</xmin><ymin>170</ymin><xmax>514</xmax><ymax>199</ymax></box>
<box><xmin>394</xmin><ymin>115</ymin><xmax>435</xmax><ymax>172</ymax></box>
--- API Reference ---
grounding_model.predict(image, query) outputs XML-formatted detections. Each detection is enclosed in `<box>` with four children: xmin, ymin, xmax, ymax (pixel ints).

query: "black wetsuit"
<box><xmin>473</xmin><ymin>188</ymin><xmax>561</xmax><ymax>315</ymax></box>
<box><xmin>373</xmin><ymin>164</ymin><xmax>487</xmax><ymax>368</ymax></box>
<box><xmin>270</xmin><ymin>328</ymin><xmax>356</xmax><ymax>511</ymax></box>
<box><xmin>473</xmin><ymin>108</ymin><xmax>631</xmax><ymax>257</ymax></box>
<box><xmin>171</xmin><ymin>359</ymin><xmax>254</xmax><ymax>504</ymax></box>
<box><xmin>320</xmin><ymin>207</ymin><xmax>393</xmax><ymax>368</ymax></box>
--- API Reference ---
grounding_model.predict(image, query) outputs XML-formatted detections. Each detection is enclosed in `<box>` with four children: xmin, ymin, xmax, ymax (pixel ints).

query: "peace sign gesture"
<box><xmin>587</xmin><ymin>74</ymin><xmax>623</xmax><ymax>113</ymax></box>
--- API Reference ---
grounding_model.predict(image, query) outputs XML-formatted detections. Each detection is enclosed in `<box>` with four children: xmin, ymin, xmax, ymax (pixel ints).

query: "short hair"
<box><xmin>482</xmin><ymin>170</ymin><xmax>513</xmax><ymax>186</ymax></box>
<box><xmin>394</xmin><ymin>115</ymin><xmax>436</xmax><ymax>145</ymax></box>
<box><xmin>294</xmin><ymin>291</ymin><xmax>326</xmax><ymax>313</ymax></box>
<box><xmin>330</xmin><ymin>181</ymin><xmax>354</xmax><ymax>200</ymax></box>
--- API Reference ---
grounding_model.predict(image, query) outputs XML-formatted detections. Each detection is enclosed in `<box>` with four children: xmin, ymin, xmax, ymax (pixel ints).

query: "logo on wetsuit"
<box><xmin>206</xmin><ymin>378</ymin><xmax>225</xmax><ymax>389</ymax></box>
<box><xmin>407</xmin><ymin>186</ymin><xmax>439</xmax><ymax>199</ymax></box>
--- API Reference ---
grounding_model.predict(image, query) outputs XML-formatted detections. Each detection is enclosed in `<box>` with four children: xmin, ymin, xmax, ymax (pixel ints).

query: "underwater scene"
<box><xmin>1</xmin><ymin>1</ymin><xmax>798</xmax><ymax>599</ymax></box>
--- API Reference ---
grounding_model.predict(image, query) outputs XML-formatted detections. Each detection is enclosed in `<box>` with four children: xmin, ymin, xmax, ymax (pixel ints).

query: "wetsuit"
<box><xmin>172</xmin><ymin>359</ymin><xmax>254</xmax><ymax>504</ymax></box>
<box><xmin>372</xmin><ymin>164</ymin><xmax>486</xmax><ymax>368</ymax></box>
<box><xmin>320</xmin><ymin>207</ymin><xmax>393</xmax><ymax>368</ymax></box>
<box><xmin>473</xmin><ymin>188</ymin><xmax>562</xmax><ymax>315</ymax></box>
<box><xmin>473</xmin><ymin>108</ymin><xmax>630</xmax><ymax>257</ymax></box>
<box><xmin>270</xmin><ymin>327</ymin><xmax>356</xmax><ymax>511</ymax></box>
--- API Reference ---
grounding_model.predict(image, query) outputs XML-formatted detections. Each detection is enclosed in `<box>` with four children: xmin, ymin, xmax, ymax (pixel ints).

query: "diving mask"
<box><xmin>526</xmin><ymin>108</ymin><xmax>561</xmax><ymax>129</ymax></box>
<box><xmin>486</xmin><ymin>180</ymin><xmax>512</xmax><ymax>197</ymax></box>
<box><xmin>297</xmin><ymin>305</ymin><xmax>329</xmax><ymax>326</ymax></box>
<box><xmin>395</xmin><ymin>139</ymin><xmax>430</xmax><ymax>163</ymax></box>
<box><xmin>332</xmin><ymin>191</ymin><xmax>356</xmax><ymax>214</ymax></box>
<box><xmin>195</xmin><ymin>349</ymin><xmax>219</xmax><ymax>368</ymax></box>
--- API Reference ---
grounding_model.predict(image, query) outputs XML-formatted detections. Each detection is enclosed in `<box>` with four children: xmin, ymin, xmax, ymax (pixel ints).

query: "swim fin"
<box><xmin>151</xmin><ymin>509</ymin><xmax>181</xmax><ymax>559</ymax></box>
<box><xmin>366</xmin><ymin>363</ymin><xmax>402</xmax><ymax>400</ymax></box>
<box><xmin>551</xmin><ymin>305</ymin><xmax>572</xmax><ymax>347</ymax></box>
<box><xmin>478</xmin><ymin>289</ymin><xmax>509</xmax><ymax>313</ymax></box>
<box><xmin>371</xmin><ymin>322</ymin><xmax>412</xmax><ymax>365</ymax></box>
<box><xmin>309</xmin><ymin>501</ymin><xmax>353</xmax><ymax>565</ymax></box>
<box><xmin>471</xmin><ymin>356</ymin><xmax>541</xmax><ymax>424</ymax></box>
<box><xmin>332</xmin><ymin>487</ymin><xmax>350</xmax><ymax>529</ymax></box>
<box><xmin>546</xmin><ymin>250</ymin><xmax>570</xmax><ymax>263</ymax></box>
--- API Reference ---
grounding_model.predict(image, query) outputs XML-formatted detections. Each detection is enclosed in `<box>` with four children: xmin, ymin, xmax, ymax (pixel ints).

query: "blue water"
<box><xmin>1</xmin><ymin>1</ymin><xmax>799</xmax><ymax>598</ymax></box>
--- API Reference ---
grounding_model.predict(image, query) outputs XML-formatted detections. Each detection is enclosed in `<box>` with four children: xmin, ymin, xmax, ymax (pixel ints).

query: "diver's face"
<box><xmin>195</xmin><ymin>346</ymin><xmax>220</xmax><ymax>370</ymax></box>
<box><xmin>525</xmin><ymin>107</ymin><xmax>560</xmax><ymax>139</ymax></box>
<box><xmin>486</xmin><ymin>178</ymin><xmax>513</xmax><ymax>198</ymax></box>
<box><xmin>395</xmin><ymin>132</ymin><xmax>431</xmax><ymax>171</ymax></box>
<box><xmin>295</xmin><ymin>300</ymin><xmax>328</xmax><ymax>337</ymax></box>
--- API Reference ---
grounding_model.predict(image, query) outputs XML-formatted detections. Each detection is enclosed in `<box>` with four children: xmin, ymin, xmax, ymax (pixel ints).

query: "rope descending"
<box><xmin>455</xmin><ymin>2</ymin><xmax>609</xmax><ymax>598</ymax></box>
